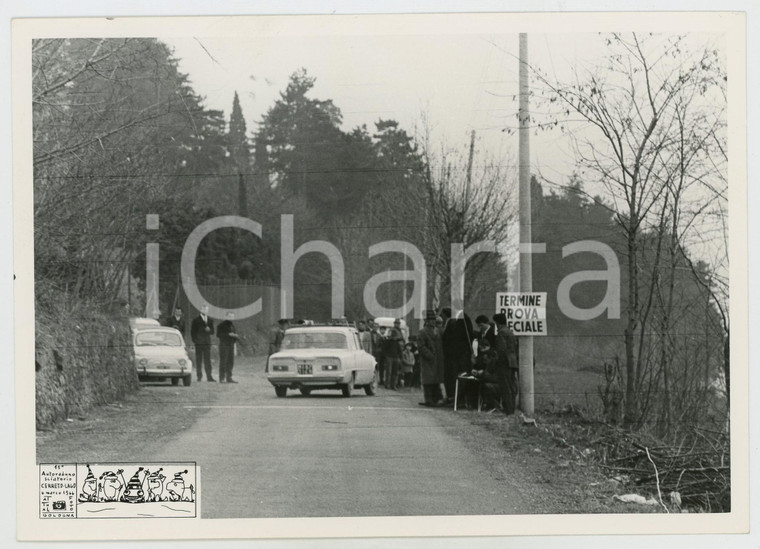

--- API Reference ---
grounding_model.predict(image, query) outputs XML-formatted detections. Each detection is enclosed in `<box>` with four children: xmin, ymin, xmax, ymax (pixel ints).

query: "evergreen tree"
<box><xmin>228</xmin><ymin>91</ymin><xmax>250</xmax><ymax>217</ymax></box>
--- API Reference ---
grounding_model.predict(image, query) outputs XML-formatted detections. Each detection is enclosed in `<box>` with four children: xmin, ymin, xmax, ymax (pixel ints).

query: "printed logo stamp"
<box><xmin>39</xmin><ymin>463</ymin><xmax>198</xmax><ymax>519</ymax></box>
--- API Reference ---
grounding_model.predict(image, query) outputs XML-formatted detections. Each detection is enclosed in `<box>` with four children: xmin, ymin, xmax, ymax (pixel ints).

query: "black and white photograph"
<box><xmin>10</xmin><ymin>7</ymin><xmax>752</xmax><ymax>544</ymax></box>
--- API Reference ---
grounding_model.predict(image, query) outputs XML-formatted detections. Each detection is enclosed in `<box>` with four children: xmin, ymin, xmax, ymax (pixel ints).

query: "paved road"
<box><xmin>145</xmin><ymin>361</ymin><xmax>540</xmax><ymax>519</ymax></box>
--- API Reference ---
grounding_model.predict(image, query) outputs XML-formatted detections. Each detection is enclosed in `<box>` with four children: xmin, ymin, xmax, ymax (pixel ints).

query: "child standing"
<box><xmin>401</xmin><ymin>343</ymin><xmax>416</xmax><ymax>389</ymax></box>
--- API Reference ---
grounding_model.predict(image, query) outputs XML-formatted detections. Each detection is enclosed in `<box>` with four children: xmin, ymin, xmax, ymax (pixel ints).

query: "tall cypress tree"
<box><xmin>228</xmin><ymin>91</ymin><xmax>250</xmax><ymax>217</ymax></box>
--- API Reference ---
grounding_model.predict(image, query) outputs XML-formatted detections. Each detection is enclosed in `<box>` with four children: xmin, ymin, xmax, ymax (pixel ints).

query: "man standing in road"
<box><xmin>417</xmin><ymin>310</ymin><xmax>445</xmax><ymax>407</ymax></box>
<box><xmin>216</xmin><ymin>311</ymin><xmax>239</xmax><ymax>383</ymax></box>
<box><xmin>383</xmin><ymin>318</ymin><xmax>405</xmax><ymax>390</ymax></box>
<box><xmin>165</xmin><ymin>306</ymin><xmax>186</xmax><ymax>336</ymax></box>
<box><xmin>266</xmin><ymin>319</ymin><xmax>289</xmax><ymax>373</ymax></box>
<box><xmin>191</xmin><ymin>305</ymin><xmax>215</xmax><ymax>382</ymax></box>
<box><xmin>269</xmin><ymin>319</ymin><xmax>288</xmax><ymax>356</ymax></box>
<box><xmin>493</xmin><ymin>313</ymin><xmax>519</xmax><ymax>415</ymax></box>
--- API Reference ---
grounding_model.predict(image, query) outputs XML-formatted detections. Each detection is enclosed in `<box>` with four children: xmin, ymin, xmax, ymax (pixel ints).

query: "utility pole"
<box><xmin>518</xmin><ymin>32</ymin><xmax>535</xmax><ymax>417</ymax></box>
<box><xmin>464</xmin><ymin>130</ymin><xmax>476</xmax><ymax>214</ymax></box>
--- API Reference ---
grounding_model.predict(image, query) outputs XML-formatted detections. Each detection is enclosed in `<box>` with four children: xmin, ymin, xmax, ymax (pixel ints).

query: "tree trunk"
<box><xmin>624</xmin><ymin>222</ymin><xmax>639</xmax><ymax>426</ymax></box>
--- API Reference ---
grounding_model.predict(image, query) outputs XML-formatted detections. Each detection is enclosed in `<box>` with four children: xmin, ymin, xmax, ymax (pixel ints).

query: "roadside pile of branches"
<box><xmin>595</xmin><ymin>426</ymin><xmax>730</xmax><ymax>512</ymax></box>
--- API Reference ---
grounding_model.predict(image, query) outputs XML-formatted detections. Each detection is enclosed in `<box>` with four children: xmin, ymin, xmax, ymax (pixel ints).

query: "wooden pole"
<box><xmin>518</xmin><ymin>32</ymin><xmax>535</xmax><ymax>417</ymax></box>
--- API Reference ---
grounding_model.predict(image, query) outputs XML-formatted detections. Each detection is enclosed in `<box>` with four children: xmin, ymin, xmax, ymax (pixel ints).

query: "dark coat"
<box><xmin>216</xmin><ymin>320</ymin><xmax>238</xmax><ymax>346</ymax></box>
<box><xmin>191</xmin><ymin>315</ymin><xmax>214</xmax><ymax>345</ymax></box>
<box><xmin>494</xmin><ymin>326</ymin><xmax>518</xmax><ymax>371</ymax></box>
<box><xmin>417</xmin><ymin>325</ymin><xmax>444</xmax><ymax>385</ymax></box>
<box><xmin>478</xmin><ymin>323</ymin><xmax>497</xmax><ymax>351</ymax></box>
<box><xmin>441</xmin><ymin>314</ymin><xmax>475</xmax><ymax>377</ymax></box>
<box><xmin>164</xmin><ymin>315</ymin><xmax>186</xmax><ymax>335</ymax></box>
<box><xmin>383</xmin><ymin>327</ymin><xmax>404</xmax><ymax>359</ymax></box>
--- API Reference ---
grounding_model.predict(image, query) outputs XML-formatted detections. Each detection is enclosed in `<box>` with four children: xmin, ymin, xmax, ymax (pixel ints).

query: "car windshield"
<box><xmin>280</xmin><ymin>332</ymin><xmax>347</xmax><ymax>350</ymax></box>
<box><xmin>135</xmin><ymin>331</ymin><xmax>182</xmax><ymax>347</ymax></box>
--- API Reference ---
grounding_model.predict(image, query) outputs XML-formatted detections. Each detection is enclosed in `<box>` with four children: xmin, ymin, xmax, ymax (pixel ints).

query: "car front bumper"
<box><xmin>267</xmin><ymin>373</ymin><xmax>352</xmax><ymax>388</ymax></box>
<box><xmin>137</xmin><ymin>366</ymin><xmax>191</xmax><ymax>378</ymax></box>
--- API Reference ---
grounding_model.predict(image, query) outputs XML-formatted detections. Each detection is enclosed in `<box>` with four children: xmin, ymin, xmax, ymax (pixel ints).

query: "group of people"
<box><xmin>356</xmin><ymin>318</ymin><xmax>418</xmax><ymax>391</ymax></box>
<box><xmin>161</xmin><ymin>305</ymin><xmax>519</xmax><ymax>414</ymax></box>
<box><xmin>415</xmin><ymin>309</ymin><xmax>519</xmax><ymax>414</ymax></box>
<box><xmin>163</xmin><ymin>305</ymin><xmax>239</xmax><ymax>384</ymax></box>
<box><xmin>350</xmin><ymin>309</ymin><xmax>519</xmax><ymax>414</ymax></box>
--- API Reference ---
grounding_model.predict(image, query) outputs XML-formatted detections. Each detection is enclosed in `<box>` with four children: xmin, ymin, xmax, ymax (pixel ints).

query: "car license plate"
<box><xmin>297</xmin><ymin>363</ymin><xmax>312</xmax><ymax>375</ymax></box>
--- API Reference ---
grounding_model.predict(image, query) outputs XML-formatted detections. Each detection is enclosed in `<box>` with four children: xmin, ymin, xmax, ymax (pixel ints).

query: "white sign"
<box><xmin>495</xmin><ymin>292</ymin><xmax>547</xmax><ymax>336</ymax></box>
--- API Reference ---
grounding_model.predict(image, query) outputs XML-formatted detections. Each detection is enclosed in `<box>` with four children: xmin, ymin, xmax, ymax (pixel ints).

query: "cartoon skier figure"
<box><xmin>121</xmin><ymin>467</ymin><xmax>148</xmax><ymax>503</ymax></box>
<box><xmin>78</xmin><ymin>465</ymin><xmax>98</xmax><ymax>503</ymax></box>
<box><xmin>98</xmin><ymin>469</ymin><xmax>125</xmax><ymax>502</ymax></box>
<box><xmin>165</xmin><ymin>470</ymin><xmax>188</xmax><ymax>502</ymax></box>
<box><xmin>146</xmin><ymin>468</ymin><xmax>166</xmax><ymax>502</ymax></box>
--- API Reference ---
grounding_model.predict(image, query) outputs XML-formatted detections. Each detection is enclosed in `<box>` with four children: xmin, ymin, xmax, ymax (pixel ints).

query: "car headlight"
<box><xmin>322</xmin><ymin>364</ymin><xmax>339</xmax><ymax>371</ymax></box>
<box><xmin>272</xmin><ymin>364</ymin><xmax>288</xmax><ymax>372</ymax></box>
<box><xmin>138</xmin><ymin>359</ymin><xmax>148</xmax><ymax>367</ymax></box>
<box><xmin>178</xmin><ymin>359</ymin><xmax>187</xmax><ymax>366</ymax></box>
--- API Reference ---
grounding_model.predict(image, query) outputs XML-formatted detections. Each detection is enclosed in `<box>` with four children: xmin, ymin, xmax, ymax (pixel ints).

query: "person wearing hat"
<box><xmin>121</xmin><ymin>467</ymin><xmax>147</xmax><ymax>503</ymax></box>
<box><xmin>493</xmin><ymin>312</ymin><xmax>519</xmax><ymax>415</ymax></box>
<box><xmin>417</xmin><ymin>310</ymin><xmax>445</xmax><ymax>406</ymax></box>
<box><xmin>79</xmin><ymin>465</ymin><xmax>98</xmax><ymax>502</ymax></box>
<box><xmin>166</xmin><ymin>470</ymin><xmax>188</xmax><ymax>501</ymax></box>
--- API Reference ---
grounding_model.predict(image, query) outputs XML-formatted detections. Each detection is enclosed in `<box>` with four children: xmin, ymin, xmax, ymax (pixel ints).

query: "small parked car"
<box><xmin>133</xmin><ymin>326</ymin><xmax>193</xmax><ymax>386</ymax></box>
<box><xmin>267</xmin><ymin>325</ymin><xmax>377</xmax><ymax>397</ymax></box>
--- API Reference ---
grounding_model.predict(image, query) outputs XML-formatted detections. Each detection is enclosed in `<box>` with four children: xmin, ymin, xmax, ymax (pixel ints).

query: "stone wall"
<box><xmin>35</xmin><ymin>305</ymin><xmax>139</xmax><ymax>429</ymax></box>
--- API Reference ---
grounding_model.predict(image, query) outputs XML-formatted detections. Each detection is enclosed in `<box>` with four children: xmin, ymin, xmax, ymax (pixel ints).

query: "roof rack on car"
<box><xmin>289</xmin><ymin>319</ymin><xmax>357</xmax><ymax>329</ymax></box>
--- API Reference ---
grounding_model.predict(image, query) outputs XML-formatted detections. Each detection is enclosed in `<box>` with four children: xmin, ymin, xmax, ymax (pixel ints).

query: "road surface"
<box><xmin>38</xmin><ymin>357</ymin><xmax>615</xmax><ymax>519</ymax></box>
<box><xmin>143</xmin><ymin>361</ymin><xmax>545</xmax><ymax>518</ymax></box>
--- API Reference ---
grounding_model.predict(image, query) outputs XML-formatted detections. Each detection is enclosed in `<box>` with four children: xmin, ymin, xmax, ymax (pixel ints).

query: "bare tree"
<box><xmin>533</xmin><ymin>33</ymin><xmax>727</xmax><ymax>425</ymax></box>
<box><xmin>419</xmin><ymin>131</ymin><xmax>517</xmax><ymax>310</ymax></box>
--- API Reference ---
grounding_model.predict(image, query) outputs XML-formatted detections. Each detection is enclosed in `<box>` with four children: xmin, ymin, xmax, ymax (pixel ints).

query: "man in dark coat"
<box><xmin>493</xmin><ymin>313</ymin><xmax>519</xmax><ymax>414</ymax></box>
<box><xmin>165</xmin><ymin>306</ymin><xmax>186</xmax><ymax>336</ymax></box>
<box><xmin>440</xmin><ymin>307</ymin><xmax>475</xmax><ymax>402</ymax></box>
<box><xmin>216</xmin><ymin>311</ymin><xmax>239</xmax><ymax>383</ymax></box>
<box><xmin>474</xmin><ymin>314</ymin><xmax>496</xmax><ymax>353</ymax></box>
<box><xmin>191</xmin><ymin>305</ymin><xmax>215</xmax><ymax>382</ymax></box>
<box><xmin>417</xmin><ymin>310</ymin><xmax>445</xmax><ymax>407</ymax></box>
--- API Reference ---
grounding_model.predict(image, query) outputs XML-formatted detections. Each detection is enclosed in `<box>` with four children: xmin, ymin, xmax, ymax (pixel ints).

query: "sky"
<box><xmin>163</xmin><ymin>28</ymin><xmax>726</xmax><ymax>198</ymax></box>
<box><xmin>163</xmin><ymin>31</ymin><xmax>607</xmax><ymax>188</ymax></box>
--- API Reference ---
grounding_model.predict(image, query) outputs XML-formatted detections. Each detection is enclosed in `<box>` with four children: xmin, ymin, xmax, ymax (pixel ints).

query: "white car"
<box><xmin>267</xmin><ymin>326</ymin><xmax>377</xmax><ymax>397</ymax></box>
<box><xmin>133</xmin><ymin>326</ymin><xmax>193</xmax><ymax>386</ymax></box>
<box><xmin>129</xmin><ymin>317</ymin><xmax>161</xmax><ymax>332</ymax></box>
